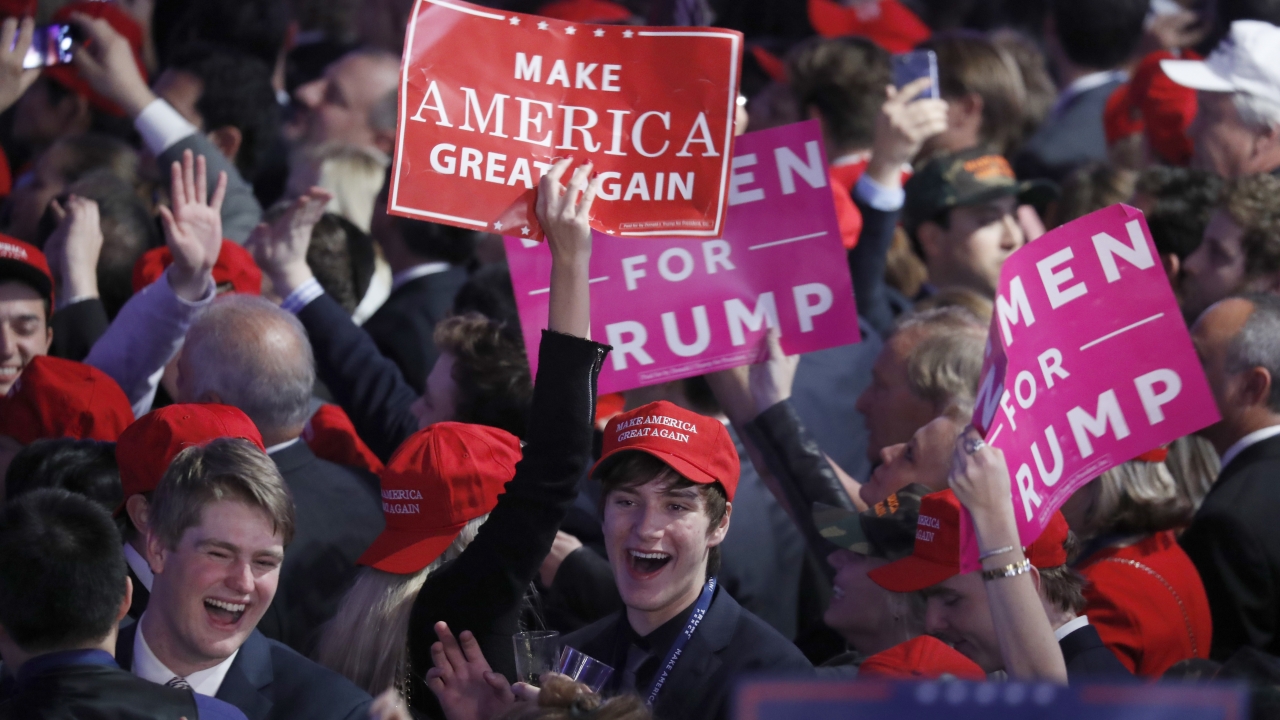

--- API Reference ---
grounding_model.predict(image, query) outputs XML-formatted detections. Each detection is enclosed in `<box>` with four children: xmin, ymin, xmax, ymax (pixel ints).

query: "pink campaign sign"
<box><xmin>962</xmin><ymin>203</ymin><xmax>1220</xmax><ymax>572</ymax></box>
<box><xmin>505</xmin><ymin>120</ymin><xmax>859</xmax><ymax>395</ymax></box>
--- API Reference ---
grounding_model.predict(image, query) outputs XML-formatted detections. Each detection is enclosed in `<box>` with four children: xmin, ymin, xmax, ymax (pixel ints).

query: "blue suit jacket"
<box><xmin>116</xmin><ymin>626</ymin><xmax>371</xmax><ymax>720</ymax></box>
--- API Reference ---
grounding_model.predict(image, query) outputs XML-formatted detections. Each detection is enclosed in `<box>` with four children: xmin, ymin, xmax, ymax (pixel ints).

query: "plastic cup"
<box><xmin>557</xmin><ymin>645</ymin><xmax>615</xmax><ymax>693</ymax></box>
<box><xmin>513</xmin><ymin>631</ymin><xmax>561</xmax><ymax>686</ymax></box>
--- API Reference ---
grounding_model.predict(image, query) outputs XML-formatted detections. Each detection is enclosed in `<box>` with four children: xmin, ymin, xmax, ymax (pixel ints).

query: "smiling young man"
<box><xmin>114</xmin><ymin>437</ymin><xmax>372</xmax><ymax>720</ymax></box>
<box><xmin>561</xmin><ymin>400</ymin><xmax>812</xmax><ymax>720</ymax></box>
<box><xmin>0</xmin><ymin>236</ymin><xmax>54</xmax><ymax>395</ymax></box>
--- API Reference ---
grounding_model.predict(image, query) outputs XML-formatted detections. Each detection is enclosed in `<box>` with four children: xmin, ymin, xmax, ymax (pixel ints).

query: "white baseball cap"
<box><xmin>1161</xmin><ymin>20</ymin><xmax>1280</xmax><ymax>104</ymax></box>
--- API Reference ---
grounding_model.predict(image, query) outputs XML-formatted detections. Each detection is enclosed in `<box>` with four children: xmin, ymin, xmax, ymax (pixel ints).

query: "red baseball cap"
<box><xmin>131</xmin><ymin>241</ymin><xmax>263</xmax><ymax>296</ymax></box>
<box><xmin>47</xmin><ymin>1</ymin><xmax>148</xmax><ymax>118</ymax></box>
<box><xmin>303</xmin><ymin>403</ymin><xmax>384</xmax><ymax>475</ymax></box>
<box><xmin>0</xmin><ymin>355</ymin><xmax>132</xmax><ymax>444</ymax></box>
<box><xmin>807</xmin><ymin>0</ymin><xmax>930</xmax><ymax>54</ymax></box>
<box><xmin>859</xmin><ymin>635</ymin><xmax>988</xmax><ymax>680</ymax></box>
<box><xmin>359</xmin><ymin>422</ymin><xmax>522</xmax><ymax>574</ymax></box>
<box><xmin>115</xmin><ymin>403</ymin><xmax>264</xmax><ymax>506</ymax></box>
<box><xmin>0</xmin><ymin>235</ymin><xmax>53</xmax><ymax>307</ymax></box>
<box><xmin>592</xmin><ymin>400</ymin><xmax>740</xmax><ymax>502</ymax></box>
<box><xmin>868</xmin><ymin>490</ymin><xmax>1070</xmax><ymax>593</ymax></box>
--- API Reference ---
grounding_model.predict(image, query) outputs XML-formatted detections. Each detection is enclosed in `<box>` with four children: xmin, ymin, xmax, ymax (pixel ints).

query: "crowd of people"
<box><xmin>2</xmin><ymin>0</ymin><xmax>1280</xmax><ymax>718</ymax></box>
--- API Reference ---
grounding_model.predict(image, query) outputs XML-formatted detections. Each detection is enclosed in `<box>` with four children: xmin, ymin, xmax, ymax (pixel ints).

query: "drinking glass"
<box><xmin>513</xmin><ymin>631</ymin><xmax>560</xmax><ymax>686</ymax></box>
<box><xmin>557</xmin><ymin>645</ymin><xmax>614</xmax><ymax>693</ymax></box>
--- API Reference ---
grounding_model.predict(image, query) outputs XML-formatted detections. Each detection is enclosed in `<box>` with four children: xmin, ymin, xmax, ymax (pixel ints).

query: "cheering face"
<box><xmin>0</xmin><ymin>281</ymin><xmax>51</xmax><ymax>395</ymax></box>
<box><xmin>411</xmin><ymin>352</ymin><xmax>459</xmax><ymax>429</ymax></box>
<box><xmin>860</xmin><ymin>416</ymin><xmax>960</xmax><ymax>506</ymax></box>
<box><xmin>856</xmin><ymin>330</ymin><xmax>939</xmax><ymax>464</ymax></box>
<box><xmin>147</xmin><ymin>499</ymin><xmax>284</xmax><ymax>669</ymax></box>
<box><xmin>824</xmin><ymin>549</ymin><xmax>901</xmax><ymax>648</ymax></box>
<box><xmin>603</xmin><ymin>476</ymin><xmax>730</xmax><ymax>631</ymax></box>
<box><xmin>922</xmin><ymin>571</ymin><xmax>1003</xmax><ymax>673</ymax></box>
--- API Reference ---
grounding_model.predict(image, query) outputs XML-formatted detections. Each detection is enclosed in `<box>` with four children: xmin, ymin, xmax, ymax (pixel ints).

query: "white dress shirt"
<box><xmin>1053</xmin><ymin>614</ymin><xmax>1091</xmax><ymax>642</ymax></box>
<box><xmin>134</xmin><ymin>99</ymin><xmax>199</xmax><ymax>156</ymax></box>
<box><xmin>1219</xmin><ymin>425</ymin><xmax>1280</xmax><ymax>471</ymax></box>
<box><xmin>122</xmin><ymin>543</ymin><xmax>154</xmax><ymax>592</ymax></box>
<box><xmin>133</xmin><ymin>617</ymin><xmax>238</xmax><ymax>697</ymax></box>
<box><xmin>390</xmin><ymin>261</ymin><xmax>451</xmax><ymax>292</ymax></box>
<box><xmin>265</xmin><ymin>437</ymin><xmax>301</xmax><ymax>455</ymax></box>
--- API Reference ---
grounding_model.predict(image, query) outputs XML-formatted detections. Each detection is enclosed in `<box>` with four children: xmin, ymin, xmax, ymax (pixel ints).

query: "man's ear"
<box><xmin>915</xmin><ymin>221</ymin><xmax>943</xmax><ymax>265</ymax></box>
<box><xmin>144</xmin><ymin>527</ymin><xmax>169</xmax><ymax>575</ymax></box>
<box><xmin>1243</xmin><ymin>366</ymin><xmax>1273</xmax><ymax>409</ymax></box>
<box><xmin>206</xmin><ymin>126</ymin><xmax>243</xmax><ymax>166</ymax></box>
<box><xmin>707</xmin><ymin>501</ymin><xmax>732</xmax><ymax>548</ymax></box>
<box><xmin>1160</xmin><ymin>252</ymin><xmax>1180</xmax><ymax>286</ymax></box>
<box><xmin>125</xmin><ymin>494</ymin><xmax>150</xmax><ymax>536</ymax></box>
<box><xmin>116</xmin><ymin>576</ymin><xmax>134</xmax><ymax>623</ymax></box>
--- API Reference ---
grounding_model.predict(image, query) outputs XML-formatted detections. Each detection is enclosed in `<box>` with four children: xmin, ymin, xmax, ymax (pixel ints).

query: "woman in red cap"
<box><xmin>1061</xmin><ymin>455</ymin><xmax>1212</xmax><ymax>676</ymax></box>
<box><xmin>316</xmin><ymin>159</ymin><xmax>610</xmax><ymax>715</ymax></box>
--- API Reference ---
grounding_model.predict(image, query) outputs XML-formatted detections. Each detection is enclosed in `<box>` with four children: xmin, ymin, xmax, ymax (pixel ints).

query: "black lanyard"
<box><xmin>644</xmin><ymin>576</ymin><xmax>716</xmax><ymax>707</ymax></box>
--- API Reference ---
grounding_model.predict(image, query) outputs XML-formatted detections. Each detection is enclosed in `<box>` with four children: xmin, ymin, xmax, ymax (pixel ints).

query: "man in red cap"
<box><xmin>0</xmin><ymin>354</ymin><xmax>133</xmax><ymax>479</ymax></box>
<box><xmin>113</xmin><ymin>403</ymin><xmax>264</xmax><ymax>622</ymax></box>
<box><xmin>561</xmin><ymin>399</ymin><xmax>812</xmax><ymax>720</ymax></box>
<box><xmin>869</xmin><ymin>480</ymin><xmax>1130</xmax><ymax>680</ymax></box>
<box><xmin>0</xmin><ymin>235</ymin><xmax>53</xmax><ymax>395</ymax></box>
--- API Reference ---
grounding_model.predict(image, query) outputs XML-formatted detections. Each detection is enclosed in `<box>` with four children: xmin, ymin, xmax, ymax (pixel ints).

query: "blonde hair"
<box><xmin>313</xmin><ymin>515</ymin><xmax>487</xmax><ymax>697</ymax></box>
<box><xmin>1079</xmin><ymin>461</ymin><xmax>1194</xmax><ymax>539</ymax></box>
<box><xmin>287</xmin><ymin>143</ymin><xmax>389</xmax><ymax>233</ymax></box>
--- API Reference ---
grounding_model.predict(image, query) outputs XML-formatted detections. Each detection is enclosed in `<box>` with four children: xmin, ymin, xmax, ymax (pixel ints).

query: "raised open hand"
<box><xmin>44</xmin><ymin>195</ymin><xmax>104</xmax><ymax>303</ymax></box>
<box><xmin>425</xmin><ymin>622</ymin><xmax>516</xmax><ymax>720</ymax></box>
<box><xmin>160</xmin><ymin>150</ymin><xmax>227</xmax><ymax>302</ymax></box>
<box><xmin>0</xmin><ymin>17</ymin><xmax>38</xmax><ymax>114</ymax></box>
<box><xmin>246</xmin><ymin>186</ymin><xmax>333</xmax><ymax>297</ymax></box>
<box><xmin>537</xmin><ymin>158</ymin><xmax>601</xmax><ymax>266</ymax></box>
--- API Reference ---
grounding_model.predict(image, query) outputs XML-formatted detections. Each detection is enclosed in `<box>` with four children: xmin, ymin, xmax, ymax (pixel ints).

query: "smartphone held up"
<box><xmin>18</xmin><ymin>24</ymin><xmax>80</xmax><ymax>69</ymax></box>
<box><xmin>892</xmin><ymin>49</ymin><xmax>939</xmax><ymax>100</ymax></box>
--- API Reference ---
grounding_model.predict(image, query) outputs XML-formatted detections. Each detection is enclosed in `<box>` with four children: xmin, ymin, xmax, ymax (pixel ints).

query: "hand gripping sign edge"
<box><xmin>387</xmin><ymin>0</ymin><xmax>742</xmax><ymax>239</ymax></box>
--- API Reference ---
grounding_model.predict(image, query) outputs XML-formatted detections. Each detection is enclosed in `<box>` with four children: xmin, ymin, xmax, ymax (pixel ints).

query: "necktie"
<box><xmin>165</xmin><ymin>676</ymin><xmax>192</xmax><ymax>691</ymax></box>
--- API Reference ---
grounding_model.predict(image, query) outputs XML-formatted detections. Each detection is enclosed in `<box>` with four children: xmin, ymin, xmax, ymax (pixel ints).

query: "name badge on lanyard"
<box><xmin>644</xmin><ymin>576</ymin><xmax>717</xmax><ymax>708</ymax></box>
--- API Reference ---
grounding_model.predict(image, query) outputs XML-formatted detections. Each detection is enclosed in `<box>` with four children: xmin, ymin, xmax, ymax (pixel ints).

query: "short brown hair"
<box><xmin>1221</xmin><ymin>175</ymin><xmax>1280</xmax><ymax>280</ymax></box>
<box><xmin>434</xmin><ymin>313</ymin><xmax>532</xmax><ymax>438</ymax></box>
<box><xmin>1040</xmin><ymin>531</ymin><xmax>1086</xmax><ymax>615</ymax></box>
<box><xmin>596</xmin><ymin>452</ymin><xmax>728</xmax><ymax>576</ymax></box>
<box><xmin>787</xmin><ymin>37</ymin><xmax>890</xmax><ymax>152</ymax></box>
<box><xmin>497</xmin><ymin>675</ymin><xmax>648</xmax><ymax>720</ymax></box>
<box><xmin>148</xmin><ymin>438</ymin><xmax>296</xmax><ymax>549</ymax></box>
<box><xmin>921</xmin><ymin>32</ymin><xmax>1026</xmax><ymax>155</ymax></box>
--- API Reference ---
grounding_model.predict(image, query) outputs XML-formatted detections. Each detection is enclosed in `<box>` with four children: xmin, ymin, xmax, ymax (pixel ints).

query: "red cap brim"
<box><xmin>591</xmin><ymin>446</ymin><xmax>720</xmax><ymax>489</ymax></box>
<box><xmin>868</xmin><ymin>553</ymin><xmax>959</xmax><ymax>593</ymax></box>
<box><xmin>357</xmin><ymin>523</ymin><xmax>468</xmax><ymax>574</ymax></box>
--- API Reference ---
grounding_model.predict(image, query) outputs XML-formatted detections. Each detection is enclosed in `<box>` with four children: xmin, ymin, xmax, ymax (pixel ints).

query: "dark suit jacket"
<box><xmin>363</xmin><ymin>266</ymin><xmax>469</xmax><ymax>393</ymax></box>
<box><xmin>257</xmin><ymin>441</ymin><xmax>384</xmax><ymax>654</ymax></box>
<box><xmin>1181</xmin><ymin>433</ymin><xmax>1280</xmax><ymax>660</ymax></box>
<box><xmin>49</xmin><ymin>298</ymin><xmax>110</xmax><ymax>362</ymax></box>
<box><xmin>561</xmin><ymin>587</ymin><xmax>813</xmax><ymax>720</ymax></box>
<box><xmin>117</xmin><ymin>626</ymin><xmax>370</xmax><ymax>720</ymax></box>
<box><xmin>1014</xmin><ymin>79</ymin><xmax>1124</xmax><ymax>183</ymax></box>
<box><xmin>297</xmin><ymin>293</ymin><xmax>420</xmax><ymax>462</ymax></box>
<box><xmin>1060</xmin><ymin>623</ymin><xmax>1131</xmax><ymax>679</ymax></box>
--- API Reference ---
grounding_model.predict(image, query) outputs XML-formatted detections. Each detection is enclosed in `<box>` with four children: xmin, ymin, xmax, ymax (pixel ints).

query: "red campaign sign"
<box><xmin>388</xmin><ymin>0</ymin><xmax>743</xmax><ymax>238</ymax></box>
<box><xmin>960</xmin><ymin>204</ymin><xmax>1220</xmax><ymax>572</ymax></box>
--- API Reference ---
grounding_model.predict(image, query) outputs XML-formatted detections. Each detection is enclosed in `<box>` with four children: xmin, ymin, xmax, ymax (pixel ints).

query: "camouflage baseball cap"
<box><xmin>813</xmin><ymin>483</ymin><xmax>929</xmax><ymax>561</ymax></box>
<box><xmin>903</xmin><ymin>147</ymin><xmax>1057</xmax><ymax>234</ymax></box>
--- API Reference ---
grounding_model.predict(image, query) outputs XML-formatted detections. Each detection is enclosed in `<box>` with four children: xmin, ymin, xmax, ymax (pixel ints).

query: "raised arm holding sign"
<box><xmin>388</xmin><ymin>0</ymin><xmax>742</xmax><ymax>238</ymax></box>
<box><xmin>964</xmin><ymin>204</ymin><xmax>1220</xmax><ymax>572</ymax></box>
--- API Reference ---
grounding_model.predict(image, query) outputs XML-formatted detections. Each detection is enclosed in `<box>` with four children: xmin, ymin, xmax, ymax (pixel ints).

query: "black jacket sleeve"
<box><xmin>546</xmin><ymin>546</ymin><xmax>623</xmax><ymax>631</ymax></box>
<box><xmin>848</xmin><ymin>194</ymin><xmax>901</xmax><ymax>338</ymax></box>
<box><xmin>295</xmin><ymin>293</ymin><xmax>420</xmax><ymax>461</ymax></box>
<box><xmin>49</xmin><ymin>298</ymin><xmax>110</xmax><ymax>362</ymax></box>
<box><xmin>743</xmin><ymin>400</ymin><xmax>857</xmax><ymax>579</ymax></box>
<box><xmin>407</xmin><ymin>331</ymin><xmax>608</xmax><ymax>711</ymax></box>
